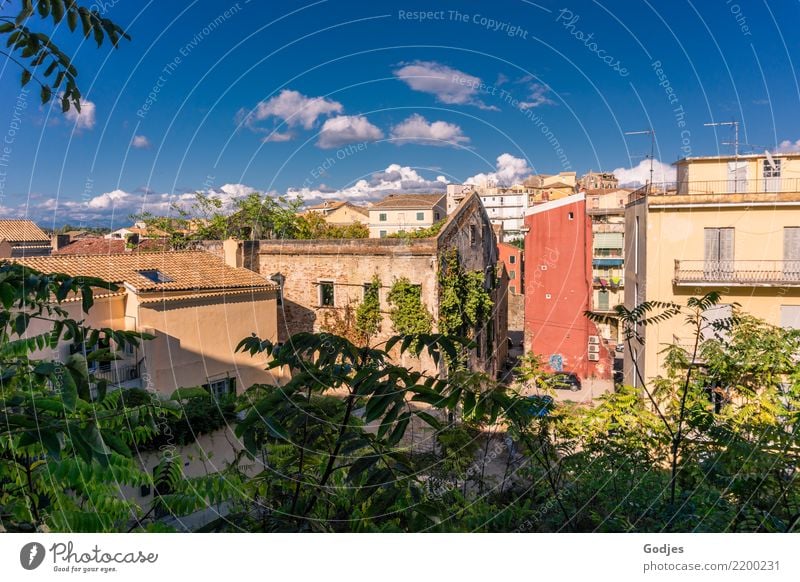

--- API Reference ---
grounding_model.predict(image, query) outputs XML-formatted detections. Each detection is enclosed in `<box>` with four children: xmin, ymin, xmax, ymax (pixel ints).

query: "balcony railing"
<box><xmin>674</xmin><ymin>260</ymin><xmax>800</xmax><ymax>286</ymax></box>
<box><xmin>92</xmin><ymin>362</ymin><xmax>142</xmax><ymax>387</ymax></box>
<box><xmin>629</xmin><ymin>178</ymin><xmax>800</xmax><ymax>201</ymax></box>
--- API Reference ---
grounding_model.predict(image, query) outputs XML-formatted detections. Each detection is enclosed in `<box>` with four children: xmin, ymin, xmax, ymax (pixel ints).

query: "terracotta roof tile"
<box><xmin>17</xmin><ymin>251</ymin><xmax>274</xmax><ymax>292</ymax></box>
<box><xmin>370</xmin><ymin>193</ymin><xmax>445</xmax><ymax>209</ymax></box>
<box><xmin>53</xmin><ymin>237</ymin><xmax>171</xmax><ymax>255</ymax></box>
<box><xmin>0</xmin><ymin>220</ymin><xmax>49</xmax><ymax>242</ymax></box>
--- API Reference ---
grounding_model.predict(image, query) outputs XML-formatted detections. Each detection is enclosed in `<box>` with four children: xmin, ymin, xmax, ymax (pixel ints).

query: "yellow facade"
<box><xmin>626</xmin><ymin>153</ymin><xmax>800</xmax><ymax>384</ymax></box>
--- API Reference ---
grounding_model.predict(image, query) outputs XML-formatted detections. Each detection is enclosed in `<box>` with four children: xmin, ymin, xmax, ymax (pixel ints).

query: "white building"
<box><xmin>446</xmin><ymin>183</ymin><xmax>529</xmax><ymax>242</ymax></box>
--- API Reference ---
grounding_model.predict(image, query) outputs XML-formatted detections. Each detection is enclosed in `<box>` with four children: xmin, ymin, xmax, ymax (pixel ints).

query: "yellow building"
<box><xmin>625</xmin><ymin>152</ymin><xmax>800</xmax><ymax>385</ymax></box>
<box><xmin>304</xmin><ymin>200</ymin><xmax>369</xmax><ymax>226</ymax></box>
<box><xmin>368</xmin><ymin>193</ymin><xmax>446</xmax><ymax>238</ymax></box>
<box><xmin>17</xmin><ymin>251</ymin><xmax>283</xmax><ymax>396</ymax></box>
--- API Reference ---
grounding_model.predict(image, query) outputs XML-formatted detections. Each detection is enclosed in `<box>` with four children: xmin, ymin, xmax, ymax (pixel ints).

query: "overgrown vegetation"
<box><xmin>4</xmin><ymin>261</ymin><xmax>798</xmax><ymax>532</ymax></box>
<box><xmin>387</xmin><ymin>277</ymin><xmax>432</xmax><ymax>335</ymax></box>
<box><xmin>0</xmin><ymin>262</ymin><xmax>237</xmax><ymax>532</ymax></box>
<box><xmin>438</xmin><ymin>248</ymin><xmax>493</xmax><ymax>337</ymax></box>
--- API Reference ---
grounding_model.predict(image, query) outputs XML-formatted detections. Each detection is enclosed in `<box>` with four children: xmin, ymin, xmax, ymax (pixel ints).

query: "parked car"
<box><xmin>615</xmin><ymin>343</ymin><xmax>624</xmax><ymax>353</ymax></box>
<box><xmin>545</xmin><ymin>372</ymin><xmax>582</xmax><ymax>392</ymax></box>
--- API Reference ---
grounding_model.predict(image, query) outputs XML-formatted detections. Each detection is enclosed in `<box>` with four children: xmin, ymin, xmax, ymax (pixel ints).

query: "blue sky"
<box><xmin>1</xmin><ymin>0</ymin><xmax>799</xmax><ymax>226</ymax></box>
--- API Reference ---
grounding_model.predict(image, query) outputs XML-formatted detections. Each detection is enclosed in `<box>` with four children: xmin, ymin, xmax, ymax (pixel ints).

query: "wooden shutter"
<box><xmin>785</xmin><ymin>227</ymin><xmax>800</xmax><ymax>280</ymax></box>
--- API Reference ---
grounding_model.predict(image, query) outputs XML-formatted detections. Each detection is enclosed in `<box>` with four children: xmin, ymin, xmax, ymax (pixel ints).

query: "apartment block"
<box><xmin>625</xmin><ymin>152</ymin><xmax>800</xmax><ymax>385</ymax></box>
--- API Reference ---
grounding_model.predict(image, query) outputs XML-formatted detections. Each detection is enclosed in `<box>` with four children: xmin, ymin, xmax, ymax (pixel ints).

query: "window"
<box><xmin>319</xmin><ymin>281</ymin><xmax>334</xmax><ymax>307</ymax></box>
<box><xmin>416</xmin><ymin>212</ymin><xmax>424</xmax><ymax>221</ymax></box>
<box><xmin>270</xmin><ymin>273</ymin><xmax>285</xmax><ymax>306</ymax></box>
<box><xmin>568</xmin><ymin>212</ymin><xmax>574</xmax><ymax>220</ymax></box>
<box><xmin>510</xmin><ymin>271</ymin><xmax>516</xmax><ymax>280</ymax></box>
<box><xmin>763</xmin><ymin>158</ymin><xmax>782</xmax><ymax>192</ymax></box>
<box><xmin>785</xmin><ymin>227</ymin><xmax>800</xmax><ymax>280</ymax></box>
<box><xmin>510</xmin><ymin>285</ymin><xmax>516</xmax><ymax>294</ymax></box>
<box><xmin>206</xmin><ymin>377</ymin><xmax>234</xmax><ymax>399</ymax></box>
<box><xmin>363</xmin><ymin>282</ymin><xmax>379</xmax><ymax>305</ymax></box>
<box><xmin>434</xmin><ymin>212</ymin><xmax>440</xmax><ymax>221</ymax></box>
<box><xmin>509</xmin><ymin>255</ymin><xmax>516</xmax><ymax>264</ymax></box>
<box><xmin>138</xmin><ymin>269</ymin><xmax>174</xmax><ymax>284</ymax></box>
<box><xmin>379</xmin><ymin>213</ymin><xmax>387</xmax><ymax>222</ymax></box>
<box><xmin>780</xmin><ymin>305</ymin><xmax>800</xmax><ymax>330</ymax></box>
<box><xmin>469</xmin><ymin>225</ymin><xmax>477</xmax><ymax>245</ymax></box>
<box><xmin>704</xmin><ymin>228</ymin><xmax>734</xmax><ymax>278</ymax></box>
<box><xmin>598</xmin><ymin>290</ymin><xmax>610</xmax><ymax>311</ymax></box>
<box><xmin>379</xmin><ymin>230</ymin><xmax>387</xmax><ymax>238</ymax></box>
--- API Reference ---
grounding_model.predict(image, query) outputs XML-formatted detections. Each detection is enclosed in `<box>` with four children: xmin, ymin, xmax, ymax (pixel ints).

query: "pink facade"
<box><xmin>523</xmin><ymin>194</ymin><xmax>611</xmax><ymax>380</ymax></box>
<box><xmin>497</xmin><ymin>242</ymin><xmax>523</xmax><ymax>294</ymax></box>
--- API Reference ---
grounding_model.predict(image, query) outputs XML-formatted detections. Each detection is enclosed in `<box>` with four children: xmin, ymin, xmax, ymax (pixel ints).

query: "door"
<box><xmin>763</xmin><ymin>158</ymin><xmax>782</xmax><ymax>192</ymax></box>
<box><xmin>704</xmin><ymin>228</ymin><xmax>734</xmax><ymax>280</ymax></box>
<box><xmin>785</xmin><ymin>227</ymin><xmax>800</xmax><ymax>281</ymax></box>
<box><xmin>727</xmin><ymin>161</ymin><xmax>747</xmax><ymax>193</ymax></box>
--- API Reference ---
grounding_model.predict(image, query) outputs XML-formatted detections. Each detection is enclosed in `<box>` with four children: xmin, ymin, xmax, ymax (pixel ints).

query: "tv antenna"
<box><xmin>704</xmin><ymin>120</ymin><xmax>740</xmax><ymax>157</ymax></box>
<box><xmin>625</xmin><ymin>129</ymin><xmax>656</xmax><ymax>193</ymax></box>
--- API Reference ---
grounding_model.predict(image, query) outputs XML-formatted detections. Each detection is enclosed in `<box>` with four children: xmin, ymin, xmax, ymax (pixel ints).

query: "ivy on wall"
<box><xmin>387</xmin><ymin>277</ymin><xmax>433</xmax><ymax>334</ymax></box>
<box><xmin>355</xmin><ymin>275</ymin><xmax>381</xmax><ymax>341</ymax></box>
<box><xmin>438</xmin><ymin>248</ymin><xmax>493</xmax><ymax>338</ymax></box>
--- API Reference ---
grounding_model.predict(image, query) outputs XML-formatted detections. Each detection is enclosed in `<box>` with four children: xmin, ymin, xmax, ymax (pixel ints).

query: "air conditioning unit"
<box><xmin>588</xmin><ymin>335</ymin><xmax>600</xmax><ymax>344</ymax></box>
<box><xmin>588</xmin><ymin>344</ymin><xmax>600</xmax><ymax>354</ymax></box>
<box><xmin>588</xmin><ymin>353</ymin><xmax>600</xmax><ymax>361</ymax></box>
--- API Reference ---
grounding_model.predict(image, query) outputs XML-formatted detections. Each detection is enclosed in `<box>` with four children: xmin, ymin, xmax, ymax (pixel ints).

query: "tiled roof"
<box><xmin>306</xmin><ymin>200</ymin><xmax>347</xmax><ymax>211</ymax></box>
<box><xmin>0</xmin><ymin>220</ymin><xmax>49</xmax><ymax>242</ymax></box>
<box><xmin>17</xmin><ymin>251</ymin><xmax>274</xmax><ymax>292</ymax></box>
<box><xmin>53</xmin><ymin>237</ymin><xmax>170</xmax><ymax>255</ymax></box>
<box><xmin>542</xmin><ymin>181</ymin><xmax>574</xmax><ymax>189</ymax></box>
<box><xmin>370</xmin><ymin>193</ymin><xmax>445</xmax><ymax>210</ymax></box>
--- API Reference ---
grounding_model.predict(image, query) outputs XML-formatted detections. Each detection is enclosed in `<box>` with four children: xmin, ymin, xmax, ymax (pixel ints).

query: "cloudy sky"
<box><xmin>1</xmin><ymin>0</ymin><xmax>799</xmax><ymax>226</ymax></box>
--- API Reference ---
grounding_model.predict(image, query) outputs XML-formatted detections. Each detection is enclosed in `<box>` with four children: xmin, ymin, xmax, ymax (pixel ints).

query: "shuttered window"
<box><xmin>785</xmin><ymin>227</ymin><xmax>800</xmax><ymax>280</ymax></box>
<box><xmin>781</xmin><ymin>305</ymin><xmax>800</xmax><ymax>330</ymax></box>
<box><xmin>704</xmin><ymin>228</ymin><xmax>734</xmax><ymax>278</ymax></box>
<box><xmin>594</xmin><ymin>232</ymin><xmax>623</xmax><ymax>249</ymax></box>
<box><xmin>598</xmin><ymin>290</ymin><xmax>609</xmax><ymax>311</ymax></box>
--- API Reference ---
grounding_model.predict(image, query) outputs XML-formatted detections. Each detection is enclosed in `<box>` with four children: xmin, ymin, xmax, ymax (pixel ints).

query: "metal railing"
<box><xmin>92</xmin><ymin>362</ymin><xmax>142</xmax><ymax>386</ymax></box>
<box><xmin>674</xmin><ymin>260</ymin><xmax>800</xmax><ymax>286</ymax></box>
<box><xmin>632</xmin><ymin>178</ymin><xmax>800</xmax><ymax>198</ymax></box>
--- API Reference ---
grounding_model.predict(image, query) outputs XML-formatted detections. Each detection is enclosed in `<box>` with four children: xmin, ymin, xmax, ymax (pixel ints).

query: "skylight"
<box><xmin>138</xmin><ymin>269</ymin><xmax>174</xmax><ymax>284</ymax></box>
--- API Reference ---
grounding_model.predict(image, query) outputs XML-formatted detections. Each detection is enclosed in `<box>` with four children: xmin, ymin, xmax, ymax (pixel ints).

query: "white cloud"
<box><xmin>131</xmin><ymin>135</ymin><xmax>151</xmax><ymax>149</ymax></box>
<box><xmin>239</xmin><ymin>90</ymin><xmax>343</xmax><ymax>134</ymax></box>
<box><xmin>775</xmin><ymin>139</ymin><xmax>800</xmax><ymax>153</ymax></box>
<box><xmin>389</xmin><ymin>114</ymin><xmax>469</xmax><ymax>147</ymax></box>
<box><xmin>613</xmin><ymin>159</ymin><xmax>676</xmax><ymax>186</ymax></box>
<box><xmin>393</xmin><ymin>61</ymin><xmax>497</xmax><ymax>110</ymax></box>
<box><xmin>288</xmin><ymin>163</ymin><xmax>448</xmax><ymax>204</ymax></box>
<box><xmin>465</xmin><ymin>153</ymin><xmax>532</xmax><ymax>187</ymax></box>
<box><xmin>317</xmin><ymin>115</ymin><xmax>383</xmax><ymax>149</ymax></box>
<box><xmin>261</xmin><ymin>131</ymin><xmax>294</xmax><ymax>143</ymax></box>
<box><xmin>63</xmin><ymin>98</ymin><xmax>96</xmax><ymax>130</ymax></box>
<box><xmin>518</xmin><ymin>83</ymin><xmax>554</xmax><ymax>110</ymax></box>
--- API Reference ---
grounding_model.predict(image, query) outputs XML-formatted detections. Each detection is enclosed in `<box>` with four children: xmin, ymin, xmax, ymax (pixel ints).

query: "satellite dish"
<box><xmin>765</xmin><ymin>149</ymin><xmax>777</xmax><ymax>171</ymax></box>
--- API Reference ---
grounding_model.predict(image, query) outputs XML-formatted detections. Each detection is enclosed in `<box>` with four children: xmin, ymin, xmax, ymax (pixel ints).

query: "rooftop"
<box><xmin>674</xmin><ymin>152</ymin><xmax>800</xmax><ymax>164</ymax></box>
<box><xmin>370</xmin><ymin>193</ymin><xmax>445</xmax><ymax>210</ymax></box>
<box><xmin>53</xmin><ymin>237</ymin><xmax>170</xmax><ymax>255</ymax></box>
<box><xmin>0</xmin><ymin>220</ymin><xmax>49</xmax><ymax>243</ymax></box>
<box><xmin>17</xmin><ymin>251</ymin><xmax>274</xmax><ymax>293</ymax></box>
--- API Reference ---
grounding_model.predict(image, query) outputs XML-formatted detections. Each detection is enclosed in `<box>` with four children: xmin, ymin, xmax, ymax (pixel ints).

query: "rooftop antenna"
<box><xmin>625</xmin><ymin>129</ymin><xmax>656</xmax><ymax>193</ymax></box>
<box><xmin>704</xmin><ymin>121</ymin><xmax>740</xmax><ymax>191</ymax></box>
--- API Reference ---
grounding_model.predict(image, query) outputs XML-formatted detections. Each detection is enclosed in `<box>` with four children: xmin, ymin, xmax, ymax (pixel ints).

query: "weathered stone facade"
<box><xmin>217</xmin><ymin>193</ymin><xmax>508</xmax><ymax>378</ymax></box>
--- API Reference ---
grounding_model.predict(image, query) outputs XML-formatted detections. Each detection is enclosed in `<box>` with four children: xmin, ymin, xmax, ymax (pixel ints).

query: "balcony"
<box><xmin>673</xmin><ymin>260</ymin><xmax>800</xmax><ymax>287</ymax></box>
<box><xmin>628</xmin><ymin>178</ymin><xmax>800</xmax><ymax>204</ymax></box>
<box><xmin>92</xmin><ymin>362</ymin><xmax>144</xmax><ymax>389</ymax></box>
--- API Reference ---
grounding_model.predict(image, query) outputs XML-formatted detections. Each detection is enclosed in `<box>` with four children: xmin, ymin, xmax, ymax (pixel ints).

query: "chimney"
<box><xmin>223</xmin><ymin>238</ymin><xmax>242</xmax><ymax>268</ymax></box>
<box><xmin>51</xmin><ymin>234</ymin><xmax>70</xmax><ymax>252</ymax></box>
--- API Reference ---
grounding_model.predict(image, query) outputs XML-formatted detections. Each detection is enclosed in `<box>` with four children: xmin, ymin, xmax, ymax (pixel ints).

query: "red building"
<box><xmin>497</xmin><ymin>241</ymin><xmax>523</xmax><ymax>295</ymax></box>
<box><xmin>523</xmin><ymin>193</ymin><xmax>610</xmax><ymax>381</ymax></box>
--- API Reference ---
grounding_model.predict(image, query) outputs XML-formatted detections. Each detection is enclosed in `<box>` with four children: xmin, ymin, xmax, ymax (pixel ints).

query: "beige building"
<box><xmin>588</xmin><ymin>189</ymin><xmax>630</xmax><ymax>343</ymax></box>
<box><xmin>526</xmin><ymin>172</ymin><xmax>578</xmax><ymax>205</ymax></box>
<box><xmin>17</xmin><ymin>251</ymin><xmax>283</xmax><ymax>396</ymax></box>
<box><xmin>0</xmin><ymin>219</ymin><xmax>51</xmax><ymax>258</ymax></box>
<box><xmin>368</xmin><ymin>193</ymin><xmax>446</xmax><ymax>238</ymax></box>
<box><xmin>223</xmin><ymin>193</ymin><xmax>507</xmax><ymax>378</ymax></box>
<box><xmin>305</xmin><ymin>200</ymin><xmax>369</xmax><ymax>225</ymax></box>
<box><xmin>625</xmin><ymin>152</ymin><xmax>800</xmax><ymax>385</ymax></box>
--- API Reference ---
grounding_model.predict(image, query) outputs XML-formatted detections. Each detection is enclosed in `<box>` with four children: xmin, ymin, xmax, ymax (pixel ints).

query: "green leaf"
<box><xmin>21</xmin><ymin>69</ymin><xmax>32</xmax><ymax>86</ymax></box>
<box><xmin>40</xmin><ymin>84</ymin><xmax>52</xmax><ymax>104</ymax></box>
